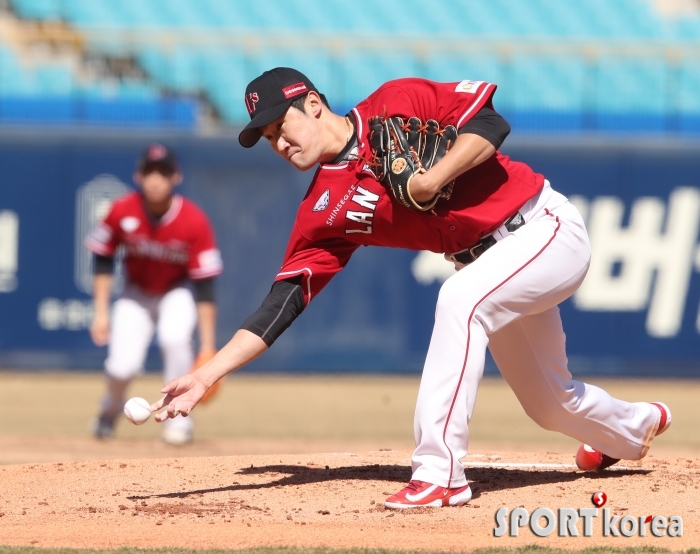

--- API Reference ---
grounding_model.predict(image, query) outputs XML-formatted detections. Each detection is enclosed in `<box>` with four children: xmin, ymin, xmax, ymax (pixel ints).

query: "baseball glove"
<box><xmin>188</xmin><ymin>349</ymin><xmax>221</xmax><ymax>405</ymax></box>
<box><xmin>368</xmin><ymin>115</ymin><xmax>458</xmax><ymax>211</ymax></box>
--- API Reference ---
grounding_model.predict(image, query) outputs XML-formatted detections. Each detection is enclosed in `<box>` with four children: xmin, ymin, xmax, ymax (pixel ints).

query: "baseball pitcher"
<box><xmin>151</xmin><ymin>69</ymin><xmax>670</xmax><ymax>505</ymax></box>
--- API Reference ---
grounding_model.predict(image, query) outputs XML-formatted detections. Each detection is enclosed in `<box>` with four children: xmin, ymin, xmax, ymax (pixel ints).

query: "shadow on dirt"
<box><xmin>126</xmin><ymin>462</ymin><xmax>651</xmax><ymax>501</ymax></box>
<box><xmin>467</xmin><ymin>466</ymin><xmax>651</xmax><ymax>500</ymax></box>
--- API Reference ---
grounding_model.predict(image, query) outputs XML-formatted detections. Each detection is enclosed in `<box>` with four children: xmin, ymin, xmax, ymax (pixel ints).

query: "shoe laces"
<box><xmin>404</xmin><ymin>480</ymin><xmax>427</xmax><ymax>494</ymax></box>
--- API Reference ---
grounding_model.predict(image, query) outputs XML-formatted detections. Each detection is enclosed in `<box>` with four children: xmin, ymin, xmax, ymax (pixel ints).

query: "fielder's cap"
<box><xmin>239</xmin><ymin>67</ymin><xmax>318</xmax><ymax>148</ymax></box>
<box><xmin>137</xmin><ymin>143</ymin><xmax>179</xmax><ymax>175</ymax></box>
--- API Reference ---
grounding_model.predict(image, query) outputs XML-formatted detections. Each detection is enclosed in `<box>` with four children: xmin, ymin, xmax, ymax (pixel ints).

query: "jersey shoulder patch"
<box><xmin>312</xmin><ymin>189</ymin><xmax>330</xmax><ymax>212</ymax></box>
<box><xmin>120</xmin><ymin>216</ymin><xmax>140</xmax><ymax>233</ymax></box>
<box><xmin>455</xmin><ymin>80</ymin><xmax>485</xmax><ymax>94</ymax></box>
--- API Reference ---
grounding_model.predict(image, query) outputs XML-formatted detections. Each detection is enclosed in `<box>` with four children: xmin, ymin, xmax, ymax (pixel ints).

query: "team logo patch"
<box><xmin>282</xmin><ymin>82</ymin><xmax>308</xmax><ymax>98</ymax></box>
<box><xmin>245</xmin><ymin>92</ymin><xmax>259</xmax><ymax>114</ymax></box>
<box><xmin>455</xmin><ymin>80</ymin><xmax>485</xmax><ymax>94</ymax></box>
<box><xmin>91</xmin><ymin>222</ymin><xmax>112</xmax><ymax>244</ymax></box>
<box><xmin>313</xmin><ymin>189</ymin><xmax>330</xmax><ymax>212</ymax></box>
<box><xmin>198</xmin><ymin>248</ymin><xmax>223</xmax><ymax>270</ymax></box>
<box><xmin>120</xmin><ymin>216</ymin><xmax>140</xmax><ymax>233</ymax></box>
<box><xmin>391</xmin><ymin>158</ymin><xmax>407</xmax><ymax>174</ymax></box>
<box><xmin>148</xmin><ymin>144</ymin><xmax>167</xmax><ymax>160</ymax></box>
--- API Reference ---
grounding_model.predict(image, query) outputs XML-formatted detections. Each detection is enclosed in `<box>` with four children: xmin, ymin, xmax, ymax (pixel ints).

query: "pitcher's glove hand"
<box><xmin>368</xmin><ymin>115</ymin><xmax>458</xmax><ymax>211</ymax></box>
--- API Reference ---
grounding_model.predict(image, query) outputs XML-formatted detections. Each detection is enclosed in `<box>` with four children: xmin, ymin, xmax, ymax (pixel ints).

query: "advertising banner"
<box><xmin>1</xmin><ymin>131</ymin><xmax>699</xmax><ymax>376</ymax></box>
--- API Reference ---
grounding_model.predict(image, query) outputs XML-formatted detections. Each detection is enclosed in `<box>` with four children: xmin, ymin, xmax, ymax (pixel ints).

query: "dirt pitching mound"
<box><xmin>0</xmin><ymin>450</ymin><xmax>696</xmax><ymax>551</ymax></box>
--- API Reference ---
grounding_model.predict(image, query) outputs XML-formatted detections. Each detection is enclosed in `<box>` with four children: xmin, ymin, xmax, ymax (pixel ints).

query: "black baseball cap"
<box><xmin>137</xmin><ymin>143</ymin><xmax>179</xmax><ymax>175</ymax></box>
<box><xmin>239</xmin><ymin>67</ymin><xmax>319</xmax><ymax>148</ymax></box>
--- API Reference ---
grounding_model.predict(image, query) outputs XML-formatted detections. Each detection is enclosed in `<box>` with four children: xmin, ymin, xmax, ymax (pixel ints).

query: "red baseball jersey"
<box><xmin>276</xmin><ymin>78</ymin><xmax>545</xmax><ymax>305</ymax></box>
<box><xmin>86</xmin><ymin>191</ymin><xmax>223</xmax><ymax>295</ymax></box>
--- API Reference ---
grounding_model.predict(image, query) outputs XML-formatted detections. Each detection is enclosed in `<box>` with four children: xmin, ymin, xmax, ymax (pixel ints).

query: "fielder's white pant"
<box><xmin>412</xmin><ymin>181</ymin><xmax>661</xmax><ymax>488</ymax></box>
<box><xmin>103</xmin><ymin>284</ymin><xmax>197</xmax><ymax>432</ymax></box>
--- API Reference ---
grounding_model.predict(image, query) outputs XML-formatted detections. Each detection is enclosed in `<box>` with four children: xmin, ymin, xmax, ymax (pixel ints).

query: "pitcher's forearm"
<box><xmin>196</xmin><ymin>301</ymin><xmax>217</xmax><ymax>352</ymax></box>
<box><xmin>411</xmin><ymin>134</ymin><xmax>496</xmax><ymax>203</ymax></box>
<box><xmin>196</xmin><ymin>329</ymin><xmax>267</xmax><ymax>386</ymax></box>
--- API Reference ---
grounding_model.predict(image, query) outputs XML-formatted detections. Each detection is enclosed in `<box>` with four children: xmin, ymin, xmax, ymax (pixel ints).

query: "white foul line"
<box><xmin>463</xmin><ymin>461</ymin><xmax>628</xmax><ymax>470</ymax></box>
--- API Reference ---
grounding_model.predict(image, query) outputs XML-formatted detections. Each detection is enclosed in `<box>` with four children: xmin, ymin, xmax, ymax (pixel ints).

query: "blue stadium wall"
<box><xmin>1</xmin><ymin>129</ymin><xmax>700</xmax><ymax>377</ymax></box>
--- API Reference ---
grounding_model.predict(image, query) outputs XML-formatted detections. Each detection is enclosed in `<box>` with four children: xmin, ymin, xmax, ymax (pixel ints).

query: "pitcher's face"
<box><xmin>261</xmin><ymin>102</ymin><xmax>324</xmax><ymax>172</ymax></box>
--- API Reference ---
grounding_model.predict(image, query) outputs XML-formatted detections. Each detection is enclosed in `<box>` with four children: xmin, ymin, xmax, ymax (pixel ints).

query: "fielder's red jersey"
<box><xmin>86</xmin><ymin>191</ymin><xmax>223</xmax><ymax>295</ymax></box>
<box><xmin>276</xmin><ymin>78</ymin><xmax>545</xmax><ymax>305</ymax></box>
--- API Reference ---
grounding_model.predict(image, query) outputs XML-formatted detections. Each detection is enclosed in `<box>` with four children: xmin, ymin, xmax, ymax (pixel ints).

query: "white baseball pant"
<box><xmin>103</xmin><ymin>284</ymin><xmax>197</xmax><ymax>432</ymax></box>
<box><xmin>412</xmin><ymin>181</ymin><xmax>661</xmax><ymax>488</ymax></box>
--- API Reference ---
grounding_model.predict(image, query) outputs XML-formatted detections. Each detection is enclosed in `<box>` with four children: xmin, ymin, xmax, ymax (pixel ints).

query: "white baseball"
<box><xmin>123</xmin><ymin>397</ymin><xmax>152</xmax><ymax>425</ymax></box>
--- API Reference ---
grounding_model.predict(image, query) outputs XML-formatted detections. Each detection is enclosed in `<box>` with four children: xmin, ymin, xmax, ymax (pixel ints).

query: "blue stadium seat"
<box><xmin>339</xmin><ymin>51</ymin><xmax>420</xmax><ymax>110</ymax></box>
<box><xmin>253</xmin><ymin>48</ymin><xmax>335</xmax><ymax>101</ymax></box>
<box><xmin>595</xmin><ymin>56</ymin><xmax>668</xmax><ymax>131</ymax></box>
<box><xmin>35</xmin><ymin>66</ymin><xmax>75</xmax><ymax>96</ymax></box>
<box><xmin>509</xmin><ymin>54</ymin><xmax>586</xmax><ymax>111</ymax></box>
<box><xmin>596</xmin><ymin>56</ymin><xmax>668</xmax><ymax>113</ymax></box>
<box><xmin>119</xmin><ymin>80</ymin><xmax>159</xmax><ymax>100</ymax></box>
<box><xmin>4</xmin><ymin>0</ymin><xmax>700</xmax><ymax>130</ymax></box>
<box><xmin>7</xmin><ymin>0</ymin><xmax>685</xmax><ymax>38</ymax></box>
<box><xmin>137</xmin><ymin>47</ymin><xmax>171</xmax><ymax>85</ymax></box>
<box><xmin>677</xmin><ymin>57</ymin><xmax>700</xmax><ymax>113</ymax></box>
<box><xmin>12</xmin><ymin>0</ymin><xmax>61</xmax><ymax>20</ymax></box>
<box><xmin>200</xmin><ymin>51</ymin><xmax>248</xmax><ymax>122</ymax></box>
<box><xmin>675</xmin><ymin>16</ymin><xmax>700</xmax><ymax>40</ymax></box>
<box><xmin>422</xmin><ymin>51</ymin><xmax>504</xmax><ymax>91</ymax></box>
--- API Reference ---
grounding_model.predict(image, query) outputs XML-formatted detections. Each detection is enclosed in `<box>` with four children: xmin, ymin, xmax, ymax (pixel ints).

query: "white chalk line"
<box><xmin>463</xmin><ymin>461</ymin><xmax>629</xmax><ymax>470</ymax></box>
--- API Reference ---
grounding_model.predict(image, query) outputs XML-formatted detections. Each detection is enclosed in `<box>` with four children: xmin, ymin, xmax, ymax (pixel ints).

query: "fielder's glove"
<box><xmin>188</xmin><ymin>349</ymin><xmax>221</xmax><ymax>405</ymax></box>
<box><xmin>368</xmin><ymin>115</ymin><xmax>458</xmax><ymax>211</ymax></box>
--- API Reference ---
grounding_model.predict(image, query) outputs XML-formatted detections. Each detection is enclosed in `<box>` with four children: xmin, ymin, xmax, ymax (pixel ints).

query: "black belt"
<box><xmin>449</xmin><ymin>212</ymin><xmax>525</xmax><ymax>265</ymax></box>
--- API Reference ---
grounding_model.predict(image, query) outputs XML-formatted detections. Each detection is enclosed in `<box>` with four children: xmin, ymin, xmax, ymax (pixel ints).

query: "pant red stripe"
<box><xmin>443</xmin><ymin>215</ymin><xmax>562</xmax><ymax>486</ymax></box>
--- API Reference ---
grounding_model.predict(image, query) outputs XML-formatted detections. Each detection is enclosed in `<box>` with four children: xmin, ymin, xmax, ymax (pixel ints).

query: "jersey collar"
<box><xmin>319</xmin><ymin>109</ymin><xmax>376</xmax><ymax>178</ymax></box>
<box><xmin>160</xmin><ymin>194</ymin><xmax>183</xmax><ymax>226</ymax></box>
<box><xmin>141</xmin><ymin>194</ymin><xmax>183</xmax><ymax>227</ymax></box>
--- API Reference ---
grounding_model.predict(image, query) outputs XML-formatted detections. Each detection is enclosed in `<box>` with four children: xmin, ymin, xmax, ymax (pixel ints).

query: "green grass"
<box><xmin>2</xmin><ymin>546</ymin><xmax>700</xmax><ymax>554</ymax></box>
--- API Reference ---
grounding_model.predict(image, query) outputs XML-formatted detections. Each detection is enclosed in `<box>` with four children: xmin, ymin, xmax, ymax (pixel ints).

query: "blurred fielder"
<box><xmin>86</xmin><ymin>144</ymin><xmax>223</xmax><ymax>445</ymax></box>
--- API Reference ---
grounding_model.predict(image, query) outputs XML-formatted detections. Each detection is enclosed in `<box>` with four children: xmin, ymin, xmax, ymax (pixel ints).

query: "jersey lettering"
<box><xmin>125</xmin><ymin>238</ymin><xmax>189</xmax><ymax>264</ymax></box>
<box><xmin>326</xmin><ymin>184</ymin><xmax>358</xmax><ymax>226</ymax></box>
<box><xmin>345</xmin><ymin>186</ymin><xmax>379</xmax><ymax>235</ymax></box>
<box><xmin>351</xmin><ymin>186</ymin><xmax>379</xmax><ymax>210</ymax></box>
<box><xmin>345</xmin><ymin>211</ymin><xmax>374</xmax><ymax>234</ymax></box>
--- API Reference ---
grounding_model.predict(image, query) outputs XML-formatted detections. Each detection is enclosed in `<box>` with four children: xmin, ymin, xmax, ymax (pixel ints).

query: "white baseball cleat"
<box><xmin>651</xmin><ymin>401</ymin><xmax>672</xmax><ymax>435</ymax></box>
<box><xmin>92</xmin><ymin>413</ymin><xmax>116</xmax><ymax>440</ymax></box>
<box><xmin>384</xmin><ymin>480</ymin><xmax>472</xmax><ymax>509</ymax></box>
<box><xmin>576</xmin><ymin>402</ymin><xmax>672</xmax><ymax>471</ymax></box>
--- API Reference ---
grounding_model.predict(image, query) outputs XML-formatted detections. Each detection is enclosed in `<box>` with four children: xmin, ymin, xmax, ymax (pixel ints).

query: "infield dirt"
<box><xmin>0</xmin><ymin>373</ymin><xmax>698</xmax><ymax>551</ymax></box>
<box><xmin>0</xmin><ymin>450</ymin><xmax>697</xmax><ymax>551</ymax></box>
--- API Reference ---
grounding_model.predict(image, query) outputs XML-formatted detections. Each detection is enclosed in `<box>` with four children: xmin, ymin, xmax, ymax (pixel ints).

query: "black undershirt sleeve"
<box><xmin>240</xmin><ymin>276</ymin><xmax>305</xmax><ymax>347</ymax></box>
<box><xmin>193</xmin><ymin>278</ymin><xmax>215</xmax><ymax>303</ymax></box>
<box><xmin>458</xmin><ymin>106</ymin><xmax>511</xmax><ymax>149</ymax></box>
<box><xmin>93</xmin><ymin>254</ymin><xmax>114</xmax><ymax>275</ymax></box>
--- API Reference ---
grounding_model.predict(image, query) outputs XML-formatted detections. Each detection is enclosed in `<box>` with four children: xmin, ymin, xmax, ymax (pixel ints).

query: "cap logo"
<box><xmin>282</xmin><ymin>82</ymin><xmax>308</xmax><ymax>99</ymax></box>
<box><xmin>245</xmin><ymin>92</ymin><xmax>259</xmax><ymax>114</ymax></box>
<box><xmin>148</xmin><ymin>144</ymin><xmax>167</xmax><ymax>160</ymax></box>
